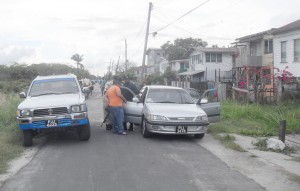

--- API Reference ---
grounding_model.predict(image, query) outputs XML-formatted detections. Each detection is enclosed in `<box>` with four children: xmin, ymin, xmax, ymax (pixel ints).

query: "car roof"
<box><xmin>146</xmin><ymin>85</ymin><xmax>183</xmax><ymax>90</ymax></box>
<box><xmin>34</xmin><ymin>74</ymin><xmax>77</xmax><ymax>81</ymax></box>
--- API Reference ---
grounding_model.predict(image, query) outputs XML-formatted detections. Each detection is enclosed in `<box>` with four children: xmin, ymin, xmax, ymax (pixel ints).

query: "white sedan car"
<box><xmin>122</xmin><ymin>85</ymin><xmax>220</xmax><ymax>138</ymax></box>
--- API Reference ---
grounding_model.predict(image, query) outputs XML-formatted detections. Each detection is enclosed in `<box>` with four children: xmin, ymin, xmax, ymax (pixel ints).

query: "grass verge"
<box><xmin>0</xmin><ymin>93</ymin><xmax>23</xmax><ymax>174</ymax></box>
<box><xmin>212</xmin><ymin>134</ymin><xmax>246</xmax><ymax>152</ymax></box>
<box><xmin>209</xmin><ymin>100</ymin><xmax>300</xmax><ymax>136</ymax></box>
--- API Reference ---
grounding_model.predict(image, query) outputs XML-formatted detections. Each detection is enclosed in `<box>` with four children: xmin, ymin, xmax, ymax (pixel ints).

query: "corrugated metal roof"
<box><xmin>273</xmin><ymin>19</ymin><xmax>300</xmax><ymax>34</ymax></box>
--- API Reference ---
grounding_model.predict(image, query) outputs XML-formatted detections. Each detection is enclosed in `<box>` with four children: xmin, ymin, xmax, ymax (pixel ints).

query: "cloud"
<box><xmin>0</xmin><ymin>45</ymin><xmax>35</xmax><ymax>65</ymax></box>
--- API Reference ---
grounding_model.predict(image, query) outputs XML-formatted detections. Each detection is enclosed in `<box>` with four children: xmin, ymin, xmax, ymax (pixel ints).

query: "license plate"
<box><xmin>176</xmin><ymin>126</ymin><xmax>187</xmax><ymax>133</ymax></box>
<box><xmin>46</xmin><ymin>119</ymin><xmax>58</xmax><ymax>127</ymax></box>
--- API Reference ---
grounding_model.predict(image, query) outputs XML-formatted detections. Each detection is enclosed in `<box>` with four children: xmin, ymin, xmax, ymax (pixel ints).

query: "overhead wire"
<box><xmin>154</xmin><ymin>0</ymin><xmax>211</xmax><ymax>32</ymax></box>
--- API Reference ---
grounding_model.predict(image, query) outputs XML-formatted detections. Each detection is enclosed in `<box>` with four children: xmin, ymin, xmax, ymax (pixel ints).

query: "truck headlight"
<box><xmin>146</xmin><ymin>114</ymin><xmax>167</xmax><ymax>121</ymax></box>
<box><xmin>71</xmin><ymin>104</ymin><xmax>87</xmax><ymax>113</ymax></box>
<box><xmin>194</xmin><ymin>115</ymin><xmax>208</xmax><ymax>122</ymax></box>
<box><xmin>20</xmin><ymin>110</ymin><xmax>30</xmax><ymax>116</ymax></box>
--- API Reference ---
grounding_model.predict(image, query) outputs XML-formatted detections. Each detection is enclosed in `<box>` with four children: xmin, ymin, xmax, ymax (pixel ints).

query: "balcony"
<box><xmin>235</xmin><ymin>55</ymin><xmax>262</xmax><ymax>68</ymax></box>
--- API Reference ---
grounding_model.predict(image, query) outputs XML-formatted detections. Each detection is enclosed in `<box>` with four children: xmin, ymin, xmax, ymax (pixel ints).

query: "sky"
<box><xmin>0</xmin><ymin>0</ymin><xmax>299</xmax><ymax>76</ymax></box>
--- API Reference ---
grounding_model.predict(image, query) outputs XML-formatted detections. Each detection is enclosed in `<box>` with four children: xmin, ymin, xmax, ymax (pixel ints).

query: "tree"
<box><xmin>163</xmin><ymin>66</ymin><xmax>177</xmax><ymax>85</ymax></box>
<box><xmin>161</xmin><ymin>37</ymin><xmax>207</xmax><ymax>61</ymax></box>
<box><xmin>71</xmin><ymin>54</ymin><xmax>84</xmax><ymax>69</ymax></box>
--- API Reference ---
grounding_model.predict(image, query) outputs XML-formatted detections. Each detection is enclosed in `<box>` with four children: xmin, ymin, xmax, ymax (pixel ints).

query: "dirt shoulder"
<box><xmin>197</xmin><ymin>133</ymin><xmax>300</xmax><ymax>191</ymax></box>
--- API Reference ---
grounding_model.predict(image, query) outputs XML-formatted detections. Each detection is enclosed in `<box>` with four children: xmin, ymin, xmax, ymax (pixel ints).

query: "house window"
<box><xmin>205</xmin><ymin>53</ymin><xmax>210</xmax><ymax>62</ymax></box>
<box><xmin>205</xmin><ymin>53</ymin><xmax>222</xmax><ymax>62</ymax></box>
<box><xmin>295</xmin><ymin>38</ymin><xmax>300</xmax><ymax>62</ymax></box>
<box><xmin>191</xmin><ymin>54</ymin><xmax>202</xmax><ymax>64</ymax></box>
<box><xmin>281</xmin><ymin>41</ymin><xmax>287</xmax><ymax>62</ymax></box>
<box><xmin>264</xmin><ymin>39</ymin><xmax>273</xmax><ymax>54</ymax></box>
<box><xmin>217</xmin><ymin>53</ymin><xmax>222</xmax><ymax>62</ymax></box>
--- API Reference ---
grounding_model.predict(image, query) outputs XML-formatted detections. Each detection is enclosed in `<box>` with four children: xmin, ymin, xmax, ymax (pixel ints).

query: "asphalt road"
<box><xmin>1</xmin><ymin>86</ymin><xmax>266</xmax><ymax>191</ymax></box>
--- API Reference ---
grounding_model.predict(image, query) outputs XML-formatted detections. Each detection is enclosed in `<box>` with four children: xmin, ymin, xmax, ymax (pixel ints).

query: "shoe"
<box><xmin>121</xmin><ymin>132</ymin><xmax>127</xmax><ymax>135</ymax></box>
<box><xmin>128</xmin><ymin>128</ymin><xmax>133</xmax><ymax>131</ymax></box>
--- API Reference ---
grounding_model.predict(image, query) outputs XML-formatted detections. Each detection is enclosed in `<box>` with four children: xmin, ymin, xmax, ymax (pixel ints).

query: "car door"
<box><xmin>198</xmin><ymin>102</ymin><xmax>220</xmax><ymax>123</ymax></box>
<box><xmin>198</xmin><ymin>89</ymin><xmax>221</xmax><ymax>123</ymax></box>
<box><xmin>121</xmin><ymin>86</ymin><xmax>143</xmax><ymax>124</ymax></box>
<box><xmin>188</xmin><ymin>88</ymin><xmax>220</xmax><ymax>123</ymax></box>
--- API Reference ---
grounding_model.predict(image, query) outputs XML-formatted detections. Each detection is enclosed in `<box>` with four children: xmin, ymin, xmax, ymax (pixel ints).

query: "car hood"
<box><xmin>146</xmin><ymin>103</ymin><xmax>207</xmax><ymax>117</ymax></box>
<box><xmin>18</xmin><ymin>94</ymin><xmax>84</xmax><ymax>109</ymax></box>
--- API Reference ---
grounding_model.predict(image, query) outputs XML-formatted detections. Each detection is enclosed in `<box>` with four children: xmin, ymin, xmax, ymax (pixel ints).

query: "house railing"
<box><xmin>235</xmin><ymin>55</ymin><xmax>262</xmax><ymax>68</ymax></box>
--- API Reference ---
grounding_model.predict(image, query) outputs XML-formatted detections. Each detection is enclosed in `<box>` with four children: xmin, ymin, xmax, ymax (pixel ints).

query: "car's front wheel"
<box><xmin>194</xmin><ymin>133</ymin><xmax>205</xmax><ymax>139</ymax></box>
<box><xmin>78</xmin><ymin>123</ymin><xmax>90</xmax><ymax>141</ymax></box>
<box><xmin>23</xmin><ymin>130</ymin><xmax>33</xmax><ymax>147</ymax></box>
<box><xmin>142</xmin><ymin>117</ymin><xmax>152</xmax><ymax>138</ymax></box>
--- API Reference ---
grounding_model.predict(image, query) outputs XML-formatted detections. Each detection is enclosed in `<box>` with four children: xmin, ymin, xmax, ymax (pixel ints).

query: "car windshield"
<box><xmin>29</xmin><ymin>78</ymin><xmax>79</xmax><ymax>97</ymax></box>
<box><xmin>146</xmin><ymin>88</ymin><xmax>194</xmax><ymax>104</ymax></box>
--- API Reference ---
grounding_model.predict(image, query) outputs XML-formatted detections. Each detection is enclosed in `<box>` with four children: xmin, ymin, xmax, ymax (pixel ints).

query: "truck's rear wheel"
<box><xmin>23</xmin><ymin>130</ymin><xmax>33</xmax><ymax>147</ymax></box>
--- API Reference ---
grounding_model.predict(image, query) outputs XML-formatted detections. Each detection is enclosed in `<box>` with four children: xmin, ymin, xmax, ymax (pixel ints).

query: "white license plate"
<box><xmin>46</xmin><ymin>119</ymin><xmax>58</xmax><ymax>127</ymax></box>
<box><xmin>176</xmin><ymin>126</ymin><xmax>187</xmax><ymax>133</ymax></box>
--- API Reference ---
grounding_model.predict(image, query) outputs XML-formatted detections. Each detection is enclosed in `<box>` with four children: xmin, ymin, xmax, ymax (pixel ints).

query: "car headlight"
<box><xmin>194</xmin><ymin>115</ymin><xmax>208</xmax><ymax>122</ymax></box>
<box><xmin>19</xmin><ymin>110</ymin><xmax>30</xmax><ymax>116</ymax></box>
<box><xmin>71</xmin><ymin>104</ymin><xmax>87</xmax><ymax>113</ymax></box>
<box><xmin>146</xmin><ymin>114</ymin><xmax>167</xmax><ymax>121</ymax></box>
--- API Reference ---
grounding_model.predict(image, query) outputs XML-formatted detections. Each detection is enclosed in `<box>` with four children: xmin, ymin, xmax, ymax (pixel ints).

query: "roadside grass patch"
<box><xmin>213</xmin><ymin>134</ymin><xmax>246</xmax><ymax>152</ymax></box>
<box><xmin>0</xmin><ymin>93</ymin><xmax>23</xmax><ymax>174</ymax></box>
<box><xmin>209</xmin><ymin>100</ymin><xmax>300</xmax><ymax>136</ymax></box>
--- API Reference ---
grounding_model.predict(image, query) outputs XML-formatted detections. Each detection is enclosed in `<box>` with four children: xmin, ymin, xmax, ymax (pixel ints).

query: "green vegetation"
<box><xmin>0</xmin><ymin>94</ymin><xmax>23</xmax><ymax>173</ymax></box>
<box><xmin>213</xmin><ymin>134</ymin><xmax>246</xmax><ymax>152</ymax></box>
<box><xmin>209</xmin><ymin>100</ymin><xmax>300</xmax><ymax>136</ymax></box>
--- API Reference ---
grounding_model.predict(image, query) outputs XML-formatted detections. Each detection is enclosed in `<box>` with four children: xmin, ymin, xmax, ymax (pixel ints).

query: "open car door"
<box><xmin>185</xmin><ymin>88</ymin><xmax>220</xmax><ymax>123</ymax></box>
<box><xmin>121</xmin><ymin>86</ymin><xmax>143</xmax><ymax>125</ymax></box>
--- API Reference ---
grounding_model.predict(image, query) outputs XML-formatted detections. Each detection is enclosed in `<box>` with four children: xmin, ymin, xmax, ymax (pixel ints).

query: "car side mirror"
<box><xmin>19</xmin><ymin>92</ymin><xmax>26</xmax><ymax>98</ymax></box>
<box><xmin>200</xmin><ymin>98</ymin><xmax>208</xmax><ymax>104</ymax></box>
<box><xmin>197</xmin><ymin>98</ymin><xmax>208</xmax><ymax>105</ymax></box>
<box><xmin>132</xmin><ymin>97</ymin><xmax>139</xmax><ymax>103</ymax></box>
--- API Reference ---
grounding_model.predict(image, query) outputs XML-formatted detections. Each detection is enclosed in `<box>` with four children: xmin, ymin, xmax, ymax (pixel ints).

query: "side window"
<box><xmin>140</xmin><ymin>87</ymin><xmax>148</xmax><ymax>103</ymax></box>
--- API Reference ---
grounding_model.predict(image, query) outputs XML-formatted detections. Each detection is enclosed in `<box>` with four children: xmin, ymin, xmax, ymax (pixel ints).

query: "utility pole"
<box><xmin>141</xmin><ymin>2</ymin><xmax>153</xmax><ymax>84</ymax></box>
<box><xmin>125</xmin><ymin>39</ymin><xmax>128</xmax><ymax>72</ymax></box>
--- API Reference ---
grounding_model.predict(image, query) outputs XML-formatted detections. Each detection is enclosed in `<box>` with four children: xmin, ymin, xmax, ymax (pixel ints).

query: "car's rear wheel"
<box><xmin>194</xmin><ymin>133</ymin><xmax>205</xmax><ymax>139</ymax></box>
<box><xmin>142</xmin><ymin>118</ymin><xmax>152</xmax><ymax>138</ymax></box>
<box><xmin>79</xmin><ymin>124</ymin><xmax>90</xmax><ymax>141</ymax></box>
<box><xmin>23</xmin><ymin>130</ymin><xmax>33</xmax><ymax>147</ymax></box>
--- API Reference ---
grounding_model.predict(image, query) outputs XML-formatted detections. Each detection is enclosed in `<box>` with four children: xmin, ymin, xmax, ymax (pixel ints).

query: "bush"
<box><xmin>0</xmin><ymin>93</ymin><xmax>23</xmax><ymax>174</ymax></box>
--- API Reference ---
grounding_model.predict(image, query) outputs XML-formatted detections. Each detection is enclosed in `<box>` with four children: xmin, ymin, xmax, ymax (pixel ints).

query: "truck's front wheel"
<box><xmin>23</xmin><ymin>130</ymin><xmax>33</xmax><ymax>147</ymax></box>
<box><xmin>78</xmin><ymin>124</ymin><xmax>90</xmax><ymax>141</ymax></box>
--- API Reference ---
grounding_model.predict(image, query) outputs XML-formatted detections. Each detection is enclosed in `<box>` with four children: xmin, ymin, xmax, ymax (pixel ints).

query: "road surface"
<box><xmin>1</xmin><ymin>85</ymin><xmax>266</xmax><ymax>191</ymax></box>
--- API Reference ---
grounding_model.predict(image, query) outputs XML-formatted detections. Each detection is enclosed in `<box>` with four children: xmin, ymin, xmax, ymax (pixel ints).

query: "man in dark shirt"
<box><xmin>122</xmin><ymin>77</ymin><xmax>139</xmax><ymax>131</ymax></box>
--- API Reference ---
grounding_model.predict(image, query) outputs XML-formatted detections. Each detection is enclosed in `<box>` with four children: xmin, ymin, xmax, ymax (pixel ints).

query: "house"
<box><xmin>273</xmin><ymin>19</ymin><xmax>300</xmax><ymax>78</ymax></box>
<box><xmin>146</xmin><ymin>48</ymin><xmax>165</xmax><ymax>74</ymax></box>
<box><xmin>234</xmin><ymin>29</ymin><xmax>276</xmax><ymax>90</ymax></box>
<box><xmin>168</xmin><ymin>59</ymin><xmax>189</xmax><ymax>73</ymax></box>
<box><xmin>179</xmin><ymin>47</ymin><xmax>236</xmax><ymax>82</ymax></box>
<box><xmin>131</xmin><ymin>65</ymin><xmax>156</xmax><ymax>86</ymax></box>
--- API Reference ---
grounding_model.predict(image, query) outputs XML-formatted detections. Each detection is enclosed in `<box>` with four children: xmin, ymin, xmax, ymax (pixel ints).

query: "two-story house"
<box><xmin>181</xmin><ymin>47</ymin><xmax>236</xmax><ymax>82</ymax></box>
<box><xmin>146</xmin><ymin>48</ymin><xmax>165</xmax><ymax>74</ymax></box>
<box><xmin>273</xmin><ymin>19</ymin><xmax>300</xmax><ymax>78</ymax></box>
<box><xmin>234</xmin><ymin>29</ymin><xmax>276</xmax><ymax>91</ymax></box>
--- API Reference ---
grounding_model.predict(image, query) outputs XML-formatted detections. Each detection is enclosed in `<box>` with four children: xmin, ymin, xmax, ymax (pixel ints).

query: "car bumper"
<box><xmin>17</xmin><ymin>112</ymin><xmax>89</xmax><ymax>130</ymax></box>
<box><xmin>145</xmin><ymin>120</ymin><xmax>209</xmax><ymax>134</ymax></box>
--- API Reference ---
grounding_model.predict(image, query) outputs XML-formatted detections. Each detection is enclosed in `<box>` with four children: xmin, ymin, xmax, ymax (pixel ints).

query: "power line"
<box><xmin>154</xmin><ymin>0</ymin><xmax>211</xmax><ymax>32</ymax></box>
